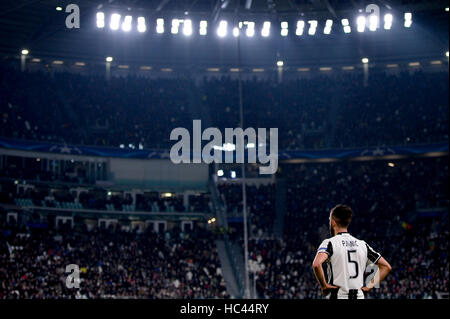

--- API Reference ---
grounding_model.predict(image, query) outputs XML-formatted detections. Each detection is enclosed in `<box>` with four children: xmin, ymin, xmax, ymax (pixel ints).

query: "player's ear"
<box><xmin>329</xmin><ymin>216</ymin><xmax>335</xmax><ymax>227</ymax></box>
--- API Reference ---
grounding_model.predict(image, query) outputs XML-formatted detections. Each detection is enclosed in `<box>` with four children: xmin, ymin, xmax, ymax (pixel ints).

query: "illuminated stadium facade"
<box><xmin>0</xmin><ymin>0</ymin><xmax>448</xmax><ymax>71</ymax></box>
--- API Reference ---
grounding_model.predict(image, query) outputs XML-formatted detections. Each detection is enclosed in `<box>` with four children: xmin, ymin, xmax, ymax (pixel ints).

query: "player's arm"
<box><xmin>362</xmin><ymin>242</ymin><xmax>392</xmax><ymax>292</ymax></box>
<box><xmin>312</xmin><ymin>251</ymin><xmax>338</xmax><ymax>296</ymax></box>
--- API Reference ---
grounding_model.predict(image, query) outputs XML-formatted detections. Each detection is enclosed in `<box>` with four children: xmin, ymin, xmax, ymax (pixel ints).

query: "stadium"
<box><xmin>0</xmin><ymin>0</ymin><xmax>448</xmax><ymax>301</ymax></box>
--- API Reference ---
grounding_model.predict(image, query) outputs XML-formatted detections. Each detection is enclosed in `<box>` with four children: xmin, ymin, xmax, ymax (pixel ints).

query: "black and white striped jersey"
<box><xmin>316</xmin><ymin>232</ymin><xmax>381</xmax><ymax>299</ymax></box>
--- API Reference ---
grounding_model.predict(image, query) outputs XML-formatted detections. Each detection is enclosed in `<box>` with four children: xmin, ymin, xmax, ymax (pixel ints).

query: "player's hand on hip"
<box><xmin>321</xmin><ymin>283</ymin><xmax>339</xmax><ymax>296</ymax></box>
<box><xmin>361</xmin><ymin>286</ymin><xmax>372</xmax><ymax>293</ymax></box>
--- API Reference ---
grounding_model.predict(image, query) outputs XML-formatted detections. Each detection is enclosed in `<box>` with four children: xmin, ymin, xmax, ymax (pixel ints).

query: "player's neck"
<box><xmin>333</xmin><ymin>228</ymin><xmax>348</xmax><ymax>236</ymax></box>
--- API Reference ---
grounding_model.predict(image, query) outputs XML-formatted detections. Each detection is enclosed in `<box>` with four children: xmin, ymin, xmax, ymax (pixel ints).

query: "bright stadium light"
<box><xmin>217</xmin><ymin>169</ymin><xmax>224</xmax><ymax>177</ymax></box>
<box><xmin>156</xmin><ymin>18</ymin><xmax>164</xmax><ymax>34</ymax></box>
<box><xmin>106</xmin><ymin>56</ymin><xmax>113</xmax><ymax>62</ymax></box>
<box><xmin>296</xmin><ymin>20</ymin><xmax>305</xmax><ymax>36</ymax></box>
<box><xmin>230</xmin><ymin>171</ymin><xmax>236</xmax><ymax>178</ymax></box>
<box><xmin>121</xmin><ymin>15</ymin><xmax>132</xmax><ymax>32</ymax></box>
<box><xmin>96</xmin><ymin>12</ymin><xmax>105</xmax><ymax>28</ymax></box>
<box><xmin>200</xmin><ymin>20</ymin><xmax>207</xmax><ymax>35</ymax></box>
<box><xmin>56</xmin><ymin>6</ymin><xmax>63</xmax><ymax>11</ymax></box>
<box><xmin>246</xmin><ymin>21</ymin><xmax>255</xmax><ymax>37</ymax></box>
<box><xmin>362</xmin><ymin>57</ymin><xmax>369</xmax><ymax>64</ymax></box>
<box><xmin>384</xmin><ymin>13</ymin><xmax>393</xmax><ymax>30</ymax></box>
<box><xmin>21</xmin><ymin>49</ymin><xmax>29</xmax><ymax>55</ymax></box>
<box><xmin>110</xmin><ymin>13</ymin><xmax>121</xmax><ymax>30</ymax></box>
<box><xmin>281</xmin><ymin>21</ymin><xmax>288</xmax><ymax>36</ymax></box>
<box><xmin>323</xmin><ymin>19</ymin><xmax>333</xmax><ymax>34</ymax></box>
<box><xmin>356</xmin><ymin>16</ymin><xmax>366</xmax><ymax>32</ymax></box>
<box><xmin>261</xmin><ymin>21</ymin><xmax>270</xmax><ymax>37</ymax></box>
<box><xmin>183</xmin><ymin>19</ymin><xmax>193</xmax><ymax>36</ymax></box>
<box><xmin>137</xmin><ymin>17</ymin><xmax>146</xmax><ymax>32</ymax></box>
<box><xmin>368</xmin><ymin>14</ymin><xmax>378</xmax><ymax>31</ymax></box>
<box><xmin>341</xmin><ymin>19</ymin><xmax>351</xmax><ymax>33</ymax></box>
<box><xmin>308</xmin><ymin>20</ymin><xmax>318</xmax><ymax>35</ymax></box>
<box><xmin>446</xmin><ymin>51</ymin><xmax>449</xmax><ymax>58</ymax></box>
<box><xmin>217</xmin><ymin>20</ymin><xmax>228</xmax><ymax>37</ymax></box>
<box><xmin>171</xmin><ymin>19</ymin><xmax>180</xmax><ymax>34</ymax></box>
<box><xmin>233</xmin><ymin>27</ymin><xmax>240</xmax><ymax>37</ymax></box>
<box><xmin>404</xmin><ymin>12</ymin><xmax>412</xmax><ymax>27</ymax></box>
<box><xmin>277</xmin><ymin>60</ymin><xmax>284</xmax><ymax>67</ymax></box>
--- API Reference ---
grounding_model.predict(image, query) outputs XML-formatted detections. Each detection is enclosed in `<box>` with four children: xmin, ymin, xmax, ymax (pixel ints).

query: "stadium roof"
<box><xmin>0</xmin><ymin>0</ymin><xmax>448</xmax><ymax>68</ymax></box>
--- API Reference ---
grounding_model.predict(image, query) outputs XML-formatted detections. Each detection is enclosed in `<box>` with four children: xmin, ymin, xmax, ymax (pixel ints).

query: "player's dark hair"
<box><xmin>331</xmin><ymin>204</ymin><xmax>353</xmax><ymax>228</ymax></box>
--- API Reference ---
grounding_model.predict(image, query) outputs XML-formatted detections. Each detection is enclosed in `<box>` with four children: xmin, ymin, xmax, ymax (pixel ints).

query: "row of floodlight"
<box><xmin>94</xmin><ymin>12</ymin><xmax>416</xmax><ymax>37</ymax></box>
<box><xmin>19</xmin><ymin>50</ymin><xmax>449</xmax><ymax>71</ymax></box>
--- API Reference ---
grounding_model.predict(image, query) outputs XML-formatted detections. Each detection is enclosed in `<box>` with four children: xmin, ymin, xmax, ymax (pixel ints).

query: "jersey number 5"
<box><xmin>347</xmin><ymin>250</ymin><xmax>359</xmax><ymax>279</ymax></box>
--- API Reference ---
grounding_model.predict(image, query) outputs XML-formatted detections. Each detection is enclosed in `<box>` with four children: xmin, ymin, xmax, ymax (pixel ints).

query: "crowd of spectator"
<box><xmin>0</xmin><ymin>223</ymin><xmax>227</xmax><ymax>299</ymax></box>
<box><xmin>0</xmin><ymin>62</ymin><xmax>448</xmax><ymax>299</ymax></box>
<box><xmin>218</xmin><ymin>182</ymin><xmax>276</xmax><ymax>237</ymax></box>
<box><xmin>1</xmin><ymin>64</ymin><xmax>448</xmax><ymax>150</ymax></box>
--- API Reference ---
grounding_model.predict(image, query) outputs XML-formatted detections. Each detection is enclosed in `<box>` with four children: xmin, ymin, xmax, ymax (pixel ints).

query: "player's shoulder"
<box><xmin>328</xmin><ymin>233</ymin><xmax>367</xmax><ymax>246</ymax></box>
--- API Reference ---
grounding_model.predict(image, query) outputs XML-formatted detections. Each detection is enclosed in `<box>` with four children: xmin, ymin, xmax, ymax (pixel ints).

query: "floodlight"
<box><xmin>308</xmin><ymin>20</ymin><xmax>318</xmax><ymax>35</ymax></box>
<box><xmin>404</xmin><ymin>12</ymin><xmax>412</xmax><ymax>27</ymax></box>
<box><xmin>156</xmin><ymin>18</ymin><xmax>164</xmax><ymax>33</ymax></box>
<box><xmin>171</xmin><ymin>19</ymin><xmax>180</xmax><ymax>34</ymax></box>
<box><xmin>246</xmin><ymin>21</ymin><xmax>255</xmax><ymax>37</ymax></box>
<box><xmin>342</xmin><ymin>18</ymin><xmax>351</xmax><ymax>33</ymax></box>
<box><xmin>121</xmin><ymin>15</ymin><xmax>132</xmax><ymax>32</ymax></box>
<box><xmin>368</xmin><ymin>15</ymin><xmax>378</xmax><ymax>31</ymax></box>
<box><xmin>217</xmin><ymin>20</ymin><xmax>227</xmax><ymax>37</ymax></box>
<box><xmin>324</xmin><ymin>19</ymin><xmax>333</xmax><ymax>34</ymax></box>
<box><xmin>137</xmin><ymin>17</ymin><xmax>146</xmax><ymax>32</ymax></box>
<box><xmin>200</xmin><ymin>20</ymin><xmax>207</xmax><ymax>35</ymax></box>
<box><xmin>261</xmin><ymin>21</ymin><xmax>270</xmax><ymax>37</ymax></box>
<box><xmin>296</xmin><ymin>20</ymin><xmax>305</xmax><ymax>36</ymax></box>
<box><xmin>110</xmin><ymin>13</ymin><xmax>121</xmax><ymax>30</ymax></box>
<box><xmin>183</xmin><ymin>19</ymin><xmax>192</xmax><ymax>36</ymax></box>
<box><xmin>96</xmin><ymin>12</ymin><xmax>105</xmax><ymax>28</ymax></box>
<box><xmin>356</xmin><ymin>16</ymin><xmax>366</xmax><ymax>32</ymax></box>
<box><xmin>281</xmin><ymin>21</ymin><xmax>288</xmax><ymax>36</ymax></box>
<box><xmin>384</xmin><ymin>14</ymin><xmax>393</xmax><ymax>30</ymax></box>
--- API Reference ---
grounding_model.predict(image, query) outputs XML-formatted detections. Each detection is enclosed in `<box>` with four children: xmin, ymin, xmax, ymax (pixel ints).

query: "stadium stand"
<box><xmin>1</xmin><ymin>65</ymin><xmax>448</xmax><ymax>150</ymax></box>
<box><xmin>0</xmin><ymin>222</ymin><xmax>228</xmax><ymax>299</ymax></box>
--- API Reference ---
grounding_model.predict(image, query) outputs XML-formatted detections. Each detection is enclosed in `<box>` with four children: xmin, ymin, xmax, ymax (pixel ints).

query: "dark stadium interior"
<box><xmin>0</xmin><ymin>0</ymin><xmax>448</xmax><ymax>300</ymax></box>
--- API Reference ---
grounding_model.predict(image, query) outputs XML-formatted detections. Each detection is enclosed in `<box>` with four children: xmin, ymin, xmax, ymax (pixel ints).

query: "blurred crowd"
<box><xmin>0</xmin><ymin>224</ymin><xmax>228</xmax><ymax>299</ymax></box>
<box><xmin>218</xmin><ymin>183</ymin><xmax>276</xmax><ymax>238</ymax></box>
<box><xmin>0</xmin><ymin>65</ymin><xmax>448</xmax><ymax>150</ymax></box>
<box><xmin>0</xmin><ymin>63</ymin><xmax>448</xmax><ymax>299</ymax></box>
